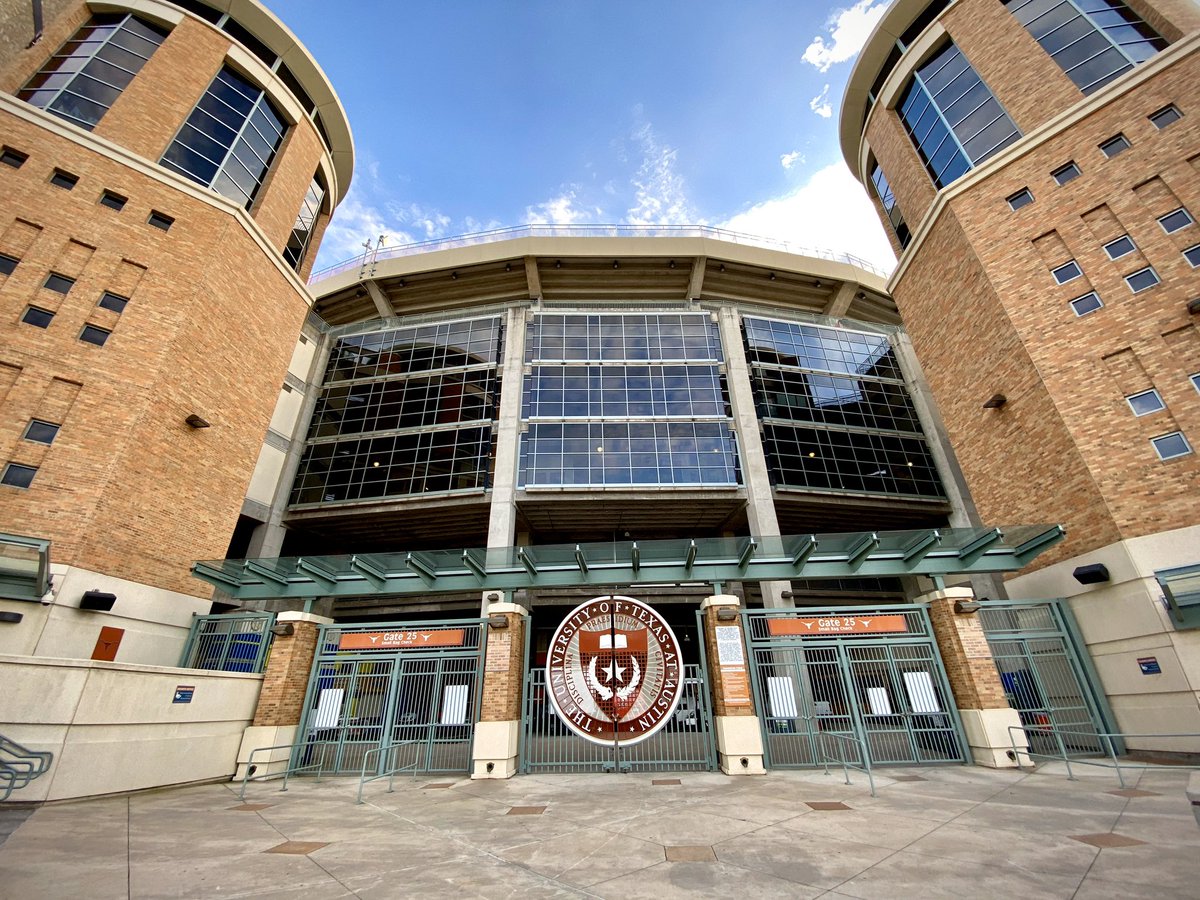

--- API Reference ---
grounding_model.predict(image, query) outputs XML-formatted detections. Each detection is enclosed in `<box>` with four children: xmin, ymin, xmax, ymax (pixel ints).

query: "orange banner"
<box><xmin>338</xmin><ymin>629</ymin><xmax>466</xmax><ymax>650</ymax></box>
<box><xmin>767</xmin><ymin>615</ymin><xmax>907</xmax><ymax>636</ymax></box>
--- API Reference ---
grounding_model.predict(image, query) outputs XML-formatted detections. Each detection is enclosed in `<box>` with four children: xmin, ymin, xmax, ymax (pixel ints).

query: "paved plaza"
<box><xmin>0</xmin><ymin>764</ymin><xmax>1197</xmax><ymax>899</ymax></box>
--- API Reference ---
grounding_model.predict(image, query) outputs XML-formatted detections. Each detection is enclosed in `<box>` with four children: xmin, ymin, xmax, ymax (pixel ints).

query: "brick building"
<box><xmin>841</xmin><ymin>0</ymin><xmax>1200</xmax><ymax>739</ymax></box>
<box><xmin>0</xmin><ymin>0</ymin><xmax>354</xmax><ymax>663</ymax></box>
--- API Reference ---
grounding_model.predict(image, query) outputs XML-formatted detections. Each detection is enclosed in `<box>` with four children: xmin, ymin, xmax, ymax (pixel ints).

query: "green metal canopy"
<box><xmin>192</xmin><ymin>525</ymin><xmax>1064</xmax><ymax>601</ymax></box>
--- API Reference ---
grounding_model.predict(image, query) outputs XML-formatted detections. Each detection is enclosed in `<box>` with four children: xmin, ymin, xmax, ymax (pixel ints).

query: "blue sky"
<box><xmin>267</xmin><ymin>1</ymin><xmax>897</xmax><ymax>274</ymax></box>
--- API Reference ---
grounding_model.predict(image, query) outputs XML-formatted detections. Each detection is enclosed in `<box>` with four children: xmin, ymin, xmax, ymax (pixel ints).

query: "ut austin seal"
<box><xmin>545</xmin><ymin>595</ymin><xmax>683</xmax><ymax>745</ymax></box>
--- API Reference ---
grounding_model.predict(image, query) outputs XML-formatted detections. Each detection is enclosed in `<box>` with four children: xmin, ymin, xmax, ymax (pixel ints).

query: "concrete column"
<box><xmin>715</xmin><ymin>307</ymin><xmax>792</xmax><ymax>609</ymax></box>
<box><xmin>700</xmin><ymin>594</ymin><xmax>765</xmax><ymax>775</ymax></box>
<box><xmin>919</xmin><ymin>587</ymin><xmax>1025</xmax><ymax>768</ymax></box>
<box><xmin>236</xmin><ymin>610</ymin><xmax>332</xmax><ymax>778</ymax></box>
<box><xmin>471</xmin><ymin>602</ymin><xmax>529</xmax><ymax>779</ymax></box>
<box><xmin>482</xmin><ymin>306</ymin><xmax>529</xmax><ymax>612</ymax></box>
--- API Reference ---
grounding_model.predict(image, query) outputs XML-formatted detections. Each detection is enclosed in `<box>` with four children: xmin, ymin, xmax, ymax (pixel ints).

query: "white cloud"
<box><xmin>317</xmin><ymin>183</ymin><xmax>418</xmax><ymax>266</ymax></box>
<box><xmin>720</xmin><ymin>162</ymin><xmax>897</xmax><ymax>275</ymax></box>
<box><xmin>524</xmin><ymin>188</ymin><xmax>596</xmax><ymax>225</ymax></box>
<box><xmin>780</xmin><ymin>150</ymin><xmax>806</xmax><ymax>170</ymax></box>
<box><xmin>809</xmin><ymin>84</ymin><xmax>833</xmax><ymax>119</ymax></box>
<box><xmin>802</xmin><ymin>1</ymin><xmax>892</xmax><ymax>73</ymax></box>
<box><xmin>624</xmin><ymin>122</ymin><xmax>702</xmax><ymax>226</ymax></box>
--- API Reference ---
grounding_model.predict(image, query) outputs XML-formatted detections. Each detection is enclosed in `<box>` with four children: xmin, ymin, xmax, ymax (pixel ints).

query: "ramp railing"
<box><xmin>1008</xmin><ymin>725</ymin><xmax>1200</xmax><ymax>788</ymax></box>
<box><xmin>1</xmin><ymin>733</ymin><xmax>54</xmax><ymax>801</ymax></box>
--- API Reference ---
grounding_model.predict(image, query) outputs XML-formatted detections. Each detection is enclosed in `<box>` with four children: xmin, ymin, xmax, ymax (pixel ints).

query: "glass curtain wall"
<box><xmin>519</xmin><ymin>313</ymin><xmax>740</xmax><ymax>487</ymax></box>
<box><xmin>290</xmin><ymin>317</ymin><xmax>503</xmax><ymax>505</ymax></box>
<box><xmin>744</xmin><ymin>317</ymin><xmax>944</xmax><ymax>498</ymax></box>
<box><xmin>1004</xmin><ymin>0</ymin><xmax>1167</xmax><ymax>94</ymax></box>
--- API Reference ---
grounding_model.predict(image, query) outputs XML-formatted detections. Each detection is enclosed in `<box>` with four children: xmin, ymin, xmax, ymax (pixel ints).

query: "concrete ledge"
<box><xmin>471</xmin><ymin>720</ymin><xmax>520</xmax><ymax>779</ymax></box>
<box><xmin>715</xmin><ymin>715</ymin><xmax>766</xmax><ymax>775</ymax></box>
<box><xmin>958</xmin><ymin>707</ymin><xmax>1027</xmax><ymax>768</ymax></box>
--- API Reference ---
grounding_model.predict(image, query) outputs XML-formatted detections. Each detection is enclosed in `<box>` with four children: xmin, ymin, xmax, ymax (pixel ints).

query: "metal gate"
<box><xmin>978</xmin><ymin>599</ymin><xmax>1113</xmax><ymax>757</ymax></box>
<box><xmin>294</xmin><ymin>620</ymin><xmax>486</xmax><ymax>775</ymax></box>
<box><xmin>745</xmin><ymin>607</ymin><xmax>965</xmax><ymax>768</ymax></box>
<box><xmin>520</xmin><ymin>611</ymin><xmax>716</xmax><ymax>773</ymax></box>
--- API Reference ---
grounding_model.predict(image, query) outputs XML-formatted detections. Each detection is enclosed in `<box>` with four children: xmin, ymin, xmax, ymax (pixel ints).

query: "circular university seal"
<box><xmin>545</xmin><ymin>595</ymin><xmax>683</xmax><ymax>746</ymax></box>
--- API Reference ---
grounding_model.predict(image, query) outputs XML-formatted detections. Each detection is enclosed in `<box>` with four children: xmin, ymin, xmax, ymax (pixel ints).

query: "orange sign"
<box><xmin>721</xmin><ymin>667</ymin><xmax>752</xmax><ymax>706</ymax></box>
<box><xmin>768</xmin><ymin>615</ymin><xmax>907</xmax><ymax>636</ymax></box>
<box><xmin>338</xmin><ymin>629</ymin><xmax>466</xmax><ymax>650</ymax></box>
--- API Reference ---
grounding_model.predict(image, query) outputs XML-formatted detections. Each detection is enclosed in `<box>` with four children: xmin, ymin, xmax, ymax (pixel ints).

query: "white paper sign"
<box><xmin>313</xmin><ymin>688</ymin><xmax>343</xmax><ymax>729</ymax></box>
<box><xmin>767</xmin><ymin>676</ymin><xmax>798</xmax><ymax>718</ymax></box>
<box><xmin>715</xmin><ymin>626</ymin><xmax>745</xmax><ymax>666</ymax></box>
<box><xmin>866</xmin><ymin>686</ymin><xmax>893</xmax><ymax>716</ymax></box>
<box><xmin>903</xmin><ymin>671</ymin><xmax>941</xmax><ymax>714</ymax></box>
<box><xmin>440</xmin><ymin>683</ymin><xmax>469</xmax><ymax>725</ymax></box>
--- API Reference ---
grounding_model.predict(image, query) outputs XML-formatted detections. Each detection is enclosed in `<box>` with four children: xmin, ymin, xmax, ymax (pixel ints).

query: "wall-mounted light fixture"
<box><xmin>668</xmin><ymin>259</ymin><xmax>676</xmax><ymax>269</ymax></box>
<box><xmin>488</xmin><ymin>615</ymin><xmax>509</xmax><ymax>629</ymax></box>
<box><xmin>450</xmin><ymin>271</ymin><xmax>458</xmax><ymax>280</ymax></box>
<box><xmin>80</xmin><ymin>590</ymin><xmax>117</xmax><ymax>611</ymax></box>
<box><xmin>954</xmin><ymin>599</ymin><xmax>981</xmax><ymax>614</ymax></box>
<box><xmin>780</xmin><ymin>590</ymin><xmax>794</xmax><ymax>599</ymax></box>
<box><xmin>1073</xmin><ymin>563</ymin><xmax>1110</xmax><ymax>584</ymax></box>
<box><xmin>768</xmin><ymin>272</ymin><xmax>776</xmax><ymax>281</ymax></box>
<box><xmin>185</xmin><ymin>414</ymin><xmax>210</xmax><ymax>429</ymax></box>
<box><xmin>485</xmin><ymin>592</ymin><xmax>502</xmax><ymax>603</ymax></box>
<box><xmin>554</xmin><ymin>260</ymin><xmax>562</xmax><ymax>269</ymax></box>
<box><xmin>270</xmin><ymin>622</ymin><xmax>295</xmax><ymax>637</ymax></box>
<box><xmin>612</xmin><ymin>260</ymin><xmax>619</xmax><ymax>269</ymax></box>
<box><xmin>982</xmin><ymin>394</ymin><xmax>1007</xmax><ymax>409</ymax></box>
<box><xmin>716</xmin><ymin>607</ymin><xmax>738</xmax><ymax>622</ymax></box>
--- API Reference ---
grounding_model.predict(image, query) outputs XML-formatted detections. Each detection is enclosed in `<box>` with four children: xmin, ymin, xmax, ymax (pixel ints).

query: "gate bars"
<box><xmin>292</xmin><ymin>619</ymin><xmax>488</xmax><ymax>776</ymax></box>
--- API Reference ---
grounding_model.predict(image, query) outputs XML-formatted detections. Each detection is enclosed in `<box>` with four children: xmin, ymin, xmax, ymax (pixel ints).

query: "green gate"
<box><xmin>294</xmin><ymin>619</ymin><xmax>487</xmax><ymax>775</ymax></box>
<box><xmin>978</xmin><ymin>599</ymin><xmax>1116</xmax><ymax>757</ymax></box>
<box><xmin>519</xmin><ymin>611</ymin><xmax>715</xmax><ymax>773</ymax></box>
<box><xmin>179</xmin><ymin>611</ymin><xmax>274</xmax><ymax>673</ymax></box>
<box><xmin>744</xmin><ymin>606</ymin><xmax>966</xmax><ymax>768</ymax></box>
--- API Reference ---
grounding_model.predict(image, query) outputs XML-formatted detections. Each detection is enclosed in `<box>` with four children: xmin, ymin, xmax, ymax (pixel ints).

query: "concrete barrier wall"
<box><xmin>0</xmin><ymin>655</ymin><xmax>262</xmax><ymax>802</ymax></box>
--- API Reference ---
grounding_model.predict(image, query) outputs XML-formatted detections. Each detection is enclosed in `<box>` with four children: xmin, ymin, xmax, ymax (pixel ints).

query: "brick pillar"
<box><xmin>921</xmin><ymin>587</ymin><xmax>1025</xmax><ymax>768</ymax></box>
<box><xmin>471</xmin><ymin>602</ymin><xmax>528</xmax><ymax>779</ymax></box>
<box><xmin>700</xmin><ymin>594</ymin><xmax>766</xmax><ymax>775</ymax></box>
<box><xmin>236</xmin><ymin>610</ymin><xmax>332</xmax><ymax>780</ymax></box>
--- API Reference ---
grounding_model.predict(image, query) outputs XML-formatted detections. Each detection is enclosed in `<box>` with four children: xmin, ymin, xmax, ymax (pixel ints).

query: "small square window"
<box><xmin>1151</xmin><ymin>431</ymin><xmax>1192</xmax><ymax>460</ymax></box>
<box><xmin>1191</xmin><ymin>373</ymin><xmax>1200</xmax><ymax>395</ymax></box>
<box><xmin>1</xmin><ymin>147</ymin><xmax>28</xmax><ymax>168</ymax></box>
<box><xmin>1099</xmin><ymin>134</ymin><xmax>1131</xmax><ymax>158</ymax></box>
<box><xmin>147</xmin><ymin>210</ymin><xmax>174</xmax><ymax>231</ymax></box>
<box><xmin>1103</xmin><ymin>235</ymin><xmax>1135</xmax><ymax>260</ymax></box>
<box><xmin>1149</xmin><ymin>105</ymin><xmax>1182</xmax><ymax>129</ymax></box>
<box><xmin>98</xmin><ymin>291</ymin><xmax>129</xmax><ymax>313</ymax></box>
<box><xmin>21</xmin><ymin>306</ymin><xmax>54</xmax><ymax>328</ymax></box>
<box><xmin>1158</xmin><ymin>208</ymin><xmax>1194</xmax><ymax>233</ymax></box>
<box><xmin>1052</xmin><ymin>260</ymin><xmax>1082</xmax><ymax>284</ymax></box>
<box><xmin>0</xmin><ymin>463</ymin><xmax>37</xmax><ymax>489</ymax></box>
<box><xmin>1125</xmin><ymin>267</ymin><xmax>1160</xmax><ymax>293</ymax></box>
<box><xmin>1126</xmin><ymin>389</ymin><xmax>1165</xmax><ymax>416</ymax></box>
<box><xmin>43</xmin><ymin>272</ymin><xmax>74</xmax><ymax>294</ymax></box>
<box><xmin>99</xmin><ymin>191</ymin><xmax>127</xmax><ymax>211</ymax></box>
<box><xmin>0</xmin><ymin>253</ymin><xmax>17</xmax><ymax>276</ymax></box>
<box><xmin>1184</xmin><ymin>245</ymin><xmax>1200</xmax><ymax>268</ymax></box>
<box><xmin>50</xmin><ymin>169</ymin><xmax>78</xmax><ymax>190</ymax></box>
<box><xmin>23</xmin><ymin>420</ymin><xmax>60</xmax><ymax>445</ymax></box>
<box><xmin>79</xmin><ymin>324</ymin><xmax>111</xmax><ymax>346</ymax></box>
<box><xmin>1070</xmin><ymin>292</ymin><xmax>1103</xmax><ymax>316</ymax></box>
<box><xmin>1052</xmin><ymin>162</ymin><xmax>1081</xmax><ymax>185</ymax></box>
<box><xmin>1007</xmin><ymin>188</ymin><xmax>1034</xmax><ymax>211</ymax></box>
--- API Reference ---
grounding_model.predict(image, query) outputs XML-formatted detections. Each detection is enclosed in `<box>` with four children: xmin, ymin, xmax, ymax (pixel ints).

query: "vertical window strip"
<box><xmin>283</xmin><ymin>175</ymin><xmax>326</xmax><ymax>270</ymax></box>
<box><xmin>898</xmin><ymin>41</ymin><xmax>1021</xmax><ymax>189</ymax></box>
<box><xmin>1004</xmin><ymin>0</ymin><xmax>1166</xmax><ymax>95</ymax></box>
<box><xmin>18</xmin><ymin>14</ymin><xmax>168</xmax><ymax>131</ymax></box>
<box><xmin>160</xmin><ymin>67</ymin><xmax>287</xmax><ymax>210</ymax></box>
<box><xmin>869</xmin><ymin>163</ymin><xmax>912</xmax><ymax>249</ymax></box>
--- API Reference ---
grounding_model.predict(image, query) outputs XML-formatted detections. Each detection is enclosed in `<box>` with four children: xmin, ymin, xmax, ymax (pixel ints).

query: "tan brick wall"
<box><xmin>252</xmin><ymin>621</ymin><xmax>321</xmax><ymax>727</ymax></box>
<box><xmin>479</xmin><ymin>613</ymin><xmax>526</xmax><ymax>721</ymax></box>
<box><xmin>926</xmin><ymin>597</ymin><xmax>1009</xmax><ymax>710</ymax></box>
<box><xmin>861</xmin><ymin>4</ymin><xmax>1200</xmax><ymax>569</ymax></box>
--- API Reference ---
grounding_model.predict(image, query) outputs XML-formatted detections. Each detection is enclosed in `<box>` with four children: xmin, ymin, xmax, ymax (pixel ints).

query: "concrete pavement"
<box><xmin>0</xmin><ymin>764</ymin><xmax>1197</xmax><ymax>898</ymax></box>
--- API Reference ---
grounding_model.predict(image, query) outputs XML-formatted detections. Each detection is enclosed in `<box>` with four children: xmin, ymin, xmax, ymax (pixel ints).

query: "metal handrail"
<box><xmin>238</xmin><ymin>741</ymin><xmax>333</xmax><ymax>801</ymax></box>
<box><xmin>811</xmin><ymin>721</ymin><xmax>876</xmax><ymax>797</ymax></box>
<box><xmin>308</xmin><ymin>223</ymin><xmax>893</xmax><ymax>284</ymax></box>
<box><xmin>355</xmin><ymin>740</ymin><xmax>421</xmax><ymax>804</ymax></box>
<box><xmin>1008</xmin><ymin>725</ymin><xmax>1200</xmax><ymax>788</ymax></box>
<box><xmin>0</xmin><ymin>733</ymin><xmax>54</xmax><ymax>801</ymax></box>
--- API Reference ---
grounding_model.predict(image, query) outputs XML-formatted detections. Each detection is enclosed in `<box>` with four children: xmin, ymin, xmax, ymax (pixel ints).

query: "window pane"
<box><xmin>1</xmin><ymin>463</ymin><xmax>37</xmax><ymax>489</ymax></box>
<box><xmin>1151</xmin><ymin>432</ymin><xmax>1191</xmax><ymax>460</ymax></box>
<box><xmin>1126</xmin><ymin>390</ymin><xmax>1164</xmax><ymax>416</ymax></box>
